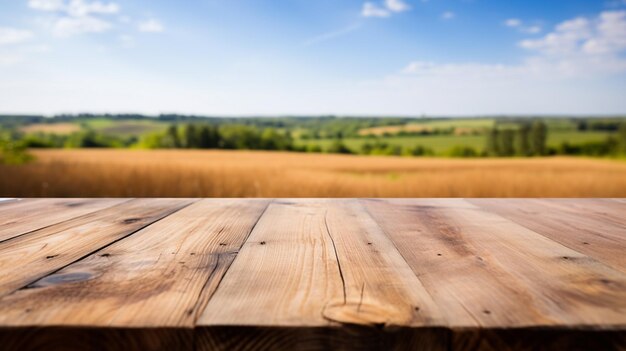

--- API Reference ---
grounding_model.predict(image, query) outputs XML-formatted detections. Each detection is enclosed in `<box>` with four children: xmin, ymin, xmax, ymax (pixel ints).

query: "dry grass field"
<box><xmin>1</xmin><ymin>149</ymin><xmax>626</xmax><ymax>197</ymax></box>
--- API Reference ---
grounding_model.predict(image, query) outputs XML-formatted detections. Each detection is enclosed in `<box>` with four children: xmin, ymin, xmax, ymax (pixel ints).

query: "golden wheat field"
<box><xmin>1</xmin><ymin>149</ymin><xmax>626</xmax><ymax>197</ymax></box>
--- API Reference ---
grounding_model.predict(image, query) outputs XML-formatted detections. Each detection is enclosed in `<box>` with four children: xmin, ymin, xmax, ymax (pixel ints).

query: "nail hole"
<box><xmin>260</xmin><ymin>241</ymin><xmax>266</xmax><ymax>245</ymax></box>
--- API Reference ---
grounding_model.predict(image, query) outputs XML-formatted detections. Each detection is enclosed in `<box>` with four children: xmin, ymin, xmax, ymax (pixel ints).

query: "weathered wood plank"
<box><xmin>468</xmin><ymin>199</ymin><xmax>626</xmax><ymax>273</ymax></box>
<box><xmin>0</xmin><ymin>198</ymin><xmax>193</xmax><ymax>297</ymax></box>
<box><xmin>0</xmin><ymin>198</ymin><xmax>127</xmax><ymax>242</ymax></box>
<box><xmin>0</xmin><ymin>199</ymin><xmax>269</xmax><ymax>328</ymax></box>
<box><xmin>198</xmin><ymin>199</ymin><xmax>345</xmax><ymax>328</ymax></box>
<box><xmin>361</xmin><ymin>198</ymin><xmax>554</xmax><ymax>328</ymax></box>
<box><xmin>319</xmin><ymin>199</ymin><xmax>443</xmax><ymax>327</ymax></box>
<box><xmin>362</xmin><ymin>199</ymin><xmax>626</xmax><ymax>329</ymax></box>
<box><xmin>197</xmin><ymin>199</ymin><xmax>446</xmax><ymax>350</ymax></box>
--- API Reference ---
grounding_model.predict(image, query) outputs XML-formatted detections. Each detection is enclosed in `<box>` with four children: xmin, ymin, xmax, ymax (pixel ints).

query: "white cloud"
<box><xmin>138</xmin><ymin>19</ymin><xmax>164</xmax><ymax>33</ymax></box>
<box><xmin>522</xmin><ymin>25</ymin><xmax>542</xmax><ymax>34</ymax></box>
<box><xmin>441</xmin><ymin>11</ymin><xmax>455</xmax><ymax>20</ymax></box>
<box><xmin>362</xmin><ymin>0</ymin><xmax>410</xmax><ymax>18</ymax></box>
<box><xmin>28</xmin><ymin>0</ymin><xmax>120</xmax><ymax>36</ymax></box>
<box><xmin>505</xmin><ymin>18</ymin><xmax>522</xmax><ymax>27</ymax></box>
<box><xmin>362</xmin><ymin>3</ymin><xmax>390</xmax><ymax>18</ymax></box>
<box><xmin>0</xmin><ymin>28</ymin><xmax>34</xmax><ymax>45</ymax></box>
<box><xmin>398</xmin><ymin>11</ymin><xmax>626</xmax><ymax>104</ymax></box>
<box><xmin>505</xmin><ymin>18</ymin><xmax>542</xmax><ymax>34</ymax></box>
<box><xmin>29</xmin><ymin>0</ymin><xmax>119</xmax><ymax>16</ymax></box>
<box><xmin>52</xmin><ymin>16</ymin><xmax>111</xmax><ymax>37</ymax></box>
<box><xmin>66</xmin><ymin>0</ymin><xmax>119</xmax><ymax>17</ymax></box>
<box><xmin>385</xmin><ymin>0</ymin><xmax>410</xmax><ymax>13</ymax></box>
<box><xmin>28</xmin><ymin>0</ymin><xmax>65</xmax><ymax>11</ymax></box>
<box><xmin>519</xmin><ymin>12</ymin><xmax>626</xmax><ymax>56</ymax></box>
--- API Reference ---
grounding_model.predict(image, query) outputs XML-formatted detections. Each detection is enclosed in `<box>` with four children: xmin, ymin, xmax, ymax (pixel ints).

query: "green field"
<box><xmin>79</xmin><ymin>118</ymin><xmax>167</xmax><ymax>137</ymax></box>
<box><xmin>297</xmin><ymin>131</ymin><xmax>613</xmax><ymax>155</ymax></box>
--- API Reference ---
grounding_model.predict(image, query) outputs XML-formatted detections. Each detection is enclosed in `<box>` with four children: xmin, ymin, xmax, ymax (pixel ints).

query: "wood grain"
<box><xmin>198</xmin><ymin>199</ymin><xmax>344</xmax><ymax>327</ymax></box>
<box><xmin>0</xmin><ymin>198</ymin><xmax>127</xmax><ymax>242</ymax></box>
<box><xmin>363</xmin><ymin>199</ymin><xmax>626</xmax><ymax>328</ymax></box>
<box><xmin>468</xmin><ymin>199</ymin><xmax>626</xmax><ymax>273</ymax></box>
<box><xmin>0</xmin><ymin>198</ymin><xmax>623</xmax><ymax>351</ymax></box>
<box><xmin>0</xmin><ymin>198</ymin><xmax>193</xmax><ymax>297</ymax></box>
<box><xmin>197</xmin><ymin>199</ymin><xmax>446</xmax><ymax>350</ymax></box>
<box><xmin>0</xmin><ymin>199</ymin><xmax>269</xmax><ymax>328</ymax></box>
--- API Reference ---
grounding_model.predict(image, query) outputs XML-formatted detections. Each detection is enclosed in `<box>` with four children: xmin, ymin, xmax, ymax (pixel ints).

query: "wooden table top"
<box><xmin>0</xmin><ymin>198</ymin><xmax>624</xmax><ymax>351</ymax></box>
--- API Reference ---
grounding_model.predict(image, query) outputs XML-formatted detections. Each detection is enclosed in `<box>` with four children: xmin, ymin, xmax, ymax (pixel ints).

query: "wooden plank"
<box><xmin>0</xmin><ymin>199</ymin><xmax>269</xmax><ymax>328</ymax></box>
<box><xmin>361</xmin><ymin>198</ymin><xmax>553</xmax><ymax>328</ymax></box>
<box><xmin>197</xmin><ymin>199</ymin><xmax>447</xmax><ymax>350</ymax></box>
<box><xmin>197</xmin><ymin>199</ymin><xmax>345</xmax><ymax>328</ymax></box>
<box><xmin>362</xmin><ymin>199</ymin><xmax>626</xmax><ymax>329</ymax></box>
<box><xmin>0</xmin><ymin>198</ymin><xmax>192</xmax><ymax>298</ymax></box>
<box><xmin>468</xmin><ymin>199</ymin><xmax>626</xmax><ymax>274</ymax></box>
<box><xmin>0</xmin><ymin>198</ymin><xmax>127</xmax><ymax>242</ymax></box>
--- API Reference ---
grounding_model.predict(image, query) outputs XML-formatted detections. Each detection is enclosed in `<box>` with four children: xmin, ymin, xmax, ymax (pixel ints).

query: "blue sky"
<box><xmin>0</xmin><ymin>0</ymin><xmax>625</xmax><ymax>116</ymax></box>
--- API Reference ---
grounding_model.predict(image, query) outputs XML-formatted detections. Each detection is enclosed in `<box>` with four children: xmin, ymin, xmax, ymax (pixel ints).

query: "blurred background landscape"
<box><xmin>1</xmin><ymin>0</ymin><xmax>626</xmax><ymax>197</ymax></box>
<box><xmin>2</xmin><ymin>114</ymin><xmax>626</xmax><ymax>197</ymax></box>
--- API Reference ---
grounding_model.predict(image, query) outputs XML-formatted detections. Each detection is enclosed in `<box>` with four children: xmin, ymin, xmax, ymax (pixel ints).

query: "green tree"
<box><xmin>184</xmin><ymin>124</ymin><xmax>199</xmax><ymax>148</ymax></box>
<box><xmin>486</xmin><ymin>128</ymin><xmax>499</xmax><ymax>156</ymax></box>
<box><xmin>617</xmin><ymin>122</ymin><xmax>626</xmax><ymax>155</ymax></box>
<box><xmin>530</xmin><ymin>121</ymin><xmax>548</xmax><ymax>156</ymax></box>
<box><xmin>198</xmin><ymin>125</ymin><xmax>220</xmax><ymax>148</ymax></box>
<box><xmin>327</xmin><ymin>139</ymin><xmax>352</xmax><ymax>154</ymax></box>
<box><xmin>499</xmin><ymin>129</ymin><xmax>515</xmax><ymax>156</ymax></box>
<box><xmin>165</xmin><ymin>124</ymin><xmax>181</xmax><ymax>148</ymax></box>
<box><xmin>0</xmin><ymin>133</ymin><xmax>33</xmax><ymax>164</ymax></box>
<box><xmin>447</xmin><ymin>145</ymin><xmax>478</xmax><ymax>158</ymax></box>
<box><xmin>516</xmin><ymin>123</ymin><xmax>531</xmax><ymax>156</ymax></box>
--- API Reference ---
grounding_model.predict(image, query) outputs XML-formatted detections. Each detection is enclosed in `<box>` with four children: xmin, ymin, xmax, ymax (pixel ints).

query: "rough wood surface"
<box><xmin>0</xmin><ymin>199</ymin><xmax>269</xmax><ymax>327</ymax></box>
<box><xmin>468</xmin><ymin>199</ymin><xmax>626</xmax><ymax>273</ymax></box>
<box><xmin>0</xmin><ymin>198</ymin><xmax>127</xmax><ymax>242</ymax></box>
<box><xmin>0</xmin><ymin>198</ymin><xmax>624</xmax><ymax>351</ymax></box>
<box><xmin>0</xmin><ymin>198</ymin><xmax>192</xmax><ymax>297</ymax></box>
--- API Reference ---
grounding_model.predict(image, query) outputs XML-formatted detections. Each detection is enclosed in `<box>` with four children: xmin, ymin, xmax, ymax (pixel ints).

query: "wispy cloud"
<box><xmin>52</xmin><ymin>16</ymin><xmax>111</xmax><ymax>36</ymax></box>
<box><xmin>28</xmin><ymin>0</ymin><xmax>119</xmax><ymax>16</ymax></box>
<box><xmin>441</xmin><ymin>11</ymin><xmax>455</xmax><ymax>20</ymax></box>
<box><xmin>362</xmin><ymin>3</ymin><xmax>390</xmax><ymax>18</ymax></box>
<box><xmin>385</xmin><ymin>0</ymin><xmax>410</xmax><ymax>12</ymax></box>
<box><xmin>0</xmin><ymin>28</ymin><xmax>34</xmax><ymax>45</ymax></box>
<box><xmin>504</xmin><ymin>18</ymin><xmax>542</xmax><ymax>34</ymax></box>
<box><xmin>138</xmin><ymin>19</ymin><xmax>164</xmax><ymax>33</ymax></box>
<box><xmin>361</xmin><ymin>0</ymin><xmax>410</xmax><ymax>18</ymax></box>
<box><xmin>28</xmin><ymin>0</ymin><xmax>120</xmax><ymax>37</ymax></box>
<box><xmin>403</xmin><ymin>10</ymin><xmax>626</xmax><ymax>82</ymax></box>
<box><xmin>301</xmin><ymin>24</ymin><xmax>361</xmax><ymax>47</ymax></box>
